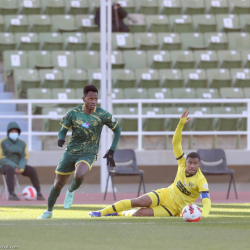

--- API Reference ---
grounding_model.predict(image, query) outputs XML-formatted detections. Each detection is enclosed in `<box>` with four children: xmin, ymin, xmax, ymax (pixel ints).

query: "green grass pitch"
<box><xmin>0</xmin><ymin>204</ymin><xmax>249</xmax><ymax>250</ymax></box>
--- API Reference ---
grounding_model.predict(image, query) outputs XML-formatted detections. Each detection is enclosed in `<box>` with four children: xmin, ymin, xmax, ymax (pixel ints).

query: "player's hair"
<box><xmin>186</xmin><ymin>152</ymin><xmax>200</xmax><ymax>162</ymax></box>
<box><xmin>83</xmin><ymin>84</ymin><xmax>98</xmax><ymax>96</ymax></box>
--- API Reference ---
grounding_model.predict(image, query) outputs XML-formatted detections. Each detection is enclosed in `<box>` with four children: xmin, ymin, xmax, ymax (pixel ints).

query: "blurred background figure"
<box><xmin>94</xmin><ymin>0</ymin><xmax>129</xmax><ymax>32</ymax></box>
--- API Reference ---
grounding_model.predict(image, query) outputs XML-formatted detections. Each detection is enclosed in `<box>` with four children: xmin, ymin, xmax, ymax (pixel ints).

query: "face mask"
<box><xmin>9</xmin><ymin>132</ymin><xmax>19</xmax><ymax>141</ymax></box>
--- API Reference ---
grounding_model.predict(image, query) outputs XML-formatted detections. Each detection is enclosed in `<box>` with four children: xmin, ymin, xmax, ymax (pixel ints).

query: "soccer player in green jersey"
<box><xmin>38</xmin><ymin>84</ymin><xmax>121</xmax><ymax>219</ymax></box>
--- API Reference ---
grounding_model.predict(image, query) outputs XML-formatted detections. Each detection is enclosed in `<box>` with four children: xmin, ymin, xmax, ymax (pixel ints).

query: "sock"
<box><xmin>100</xmin><ymin>200</ymin><xmax>132</xmax><ymax>216</ymax></box>
<box><xmin>47</xmin><ymin>186</ymin><xmax>61</xmax><ymax>212</ymax></box>
<box><xmin>68</xmin><ymin>177</ymin><xmax>84</xmax><ymax>192</ymax></box>
<box><xmin>118</xmin><ymin>209</ymin><xmax>138</xmax><ymax>217</ymax></box>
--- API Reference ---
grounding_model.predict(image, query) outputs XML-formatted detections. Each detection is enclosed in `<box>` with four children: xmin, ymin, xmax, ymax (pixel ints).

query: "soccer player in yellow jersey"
<box><xmin>89</xmin><ymin>110</ymin><xmax>211</xmax><ymax>218</ymax></box>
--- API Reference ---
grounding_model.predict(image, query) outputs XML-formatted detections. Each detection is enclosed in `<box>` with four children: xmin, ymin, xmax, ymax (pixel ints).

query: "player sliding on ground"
<box><xmin>89</xmin><ymin>110</ymin><xmax>211</xmax><ymax>218</ymax></box>
<box><xmin>38</xmin><ymin>84</ymin><xmax>121</xmax><ymax>219</ymax></box>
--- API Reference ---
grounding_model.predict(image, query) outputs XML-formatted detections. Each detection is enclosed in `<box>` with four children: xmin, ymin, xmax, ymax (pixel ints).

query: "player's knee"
<box><xmin>74</xmin><ymin>173</ymin><xmax>84</xmax><ymax>182</ymax></box>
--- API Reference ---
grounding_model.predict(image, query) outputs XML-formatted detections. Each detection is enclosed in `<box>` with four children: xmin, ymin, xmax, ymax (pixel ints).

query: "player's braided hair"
<box><xmin>83</xmin><ymin>84</ymin><xmax>98</xmax><ymax>96</ymax></box>
<box><xmin>186</xmin><ymin>152</ymin><xmax>200</xmax><ymax>162</ymax></box>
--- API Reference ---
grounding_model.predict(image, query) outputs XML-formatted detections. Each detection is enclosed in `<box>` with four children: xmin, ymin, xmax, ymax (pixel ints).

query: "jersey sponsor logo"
<box><xmin>93</xmin><ymin>120</ymin><xmax>98</xmax><ymax>126</ymax></box>
<box><xmin>176</xmin><ymin>180</ymin><xmax>191</xmax><ymax>196</ymax></box>
<box><xmin>203</xmin><ymin>183</ymin><xmax>208</xmax><ymax>189</ymax></box>
<box><xmin>82</xmin><ymin>122</ymin><xmax>90</xmax><ymax>128</ymax></box>
<box><xmin>189</xmin><ymin>182</ymin><xmax>194</xmax><ymax>188</ymax></box>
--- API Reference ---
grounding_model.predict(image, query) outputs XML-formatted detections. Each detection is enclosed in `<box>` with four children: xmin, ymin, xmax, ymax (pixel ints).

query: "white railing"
<box><xmin>0</xmin><ymin>98</ymin><xmax>250</xmax><ymax>151</ymax></box>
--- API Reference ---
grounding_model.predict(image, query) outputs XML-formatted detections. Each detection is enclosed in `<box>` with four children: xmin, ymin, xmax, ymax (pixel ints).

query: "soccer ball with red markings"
<box><xmin>182</xmin><ymin>204</ymin><xmax>202</xmax><ymax>222</ymax></box>
<box><xmin>22</xmin><ymin>186</ymin><xmax>37</xmax><ymax>200</ymax></box>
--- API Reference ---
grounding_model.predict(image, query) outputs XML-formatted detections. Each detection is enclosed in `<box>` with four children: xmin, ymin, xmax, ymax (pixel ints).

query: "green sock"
<box><xmin>47</xmin><ymin>186</ymin><xmax>61</xmax><ymax>212</ymax></box>
<box><xmin>68</xmin><ymin>177</ymin><xmax>84</xmax><ymax>192</ymax></box>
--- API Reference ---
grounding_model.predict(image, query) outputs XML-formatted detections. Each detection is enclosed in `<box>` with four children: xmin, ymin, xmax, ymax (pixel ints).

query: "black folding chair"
<box><xmin>104</xmin><ymin>149</ymin><xmax>146</xmax><ymax>200</ymax></box>
<box><xmin>197</xmin><ymin>149</ymin><xmax>238</xmax><ymax>199</ymax></box>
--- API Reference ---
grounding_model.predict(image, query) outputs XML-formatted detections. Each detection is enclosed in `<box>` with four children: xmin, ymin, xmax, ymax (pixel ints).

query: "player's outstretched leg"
<box><xmin>38</xmin><ymin>174</ymin><xmax>69</xmax><ymax>219</ymax></box>
<box><xmin>64</xmin><ymin>162</ymin><xmax>89</xmax><ymax>209</ymax></box>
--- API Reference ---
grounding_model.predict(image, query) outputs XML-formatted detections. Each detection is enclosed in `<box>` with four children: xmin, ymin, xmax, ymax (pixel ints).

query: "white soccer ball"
<box><xmin>182</xmin><ymin>204</ymin><xmax>202</xmax><ymax>222</ymax></box>
<box><xmin>22</xmin><ymin>186</ymin><xmax>37</xmax><ymax>200</ymax></box>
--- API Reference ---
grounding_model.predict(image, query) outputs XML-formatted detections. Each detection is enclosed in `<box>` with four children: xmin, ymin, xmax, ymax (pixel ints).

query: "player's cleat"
<box><xmin>64</xmin><ymin>189</ymin><xmax>74</xmax><ymax>209</ymax></box>
<box><xmin>104</xmin><ymin>213</ymin><xmax>118</xmax><ymax>216</ymax></box>
<box><xmin>37</xmin><ymin>211</ymin><xmax>53</xmax><ymax>220</ymax></box>
<box><xmin>88</xmin><ymin>211</ymin><xmax>101</xmax><ymax>217</ymax></box>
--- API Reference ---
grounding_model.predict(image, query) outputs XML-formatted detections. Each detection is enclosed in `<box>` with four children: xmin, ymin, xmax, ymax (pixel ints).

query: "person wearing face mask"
<box><xmin>0</xmin><ymin>122</ymin><xmax>44</xmax><ymax>200</ymax></box>
<box><xmin>94</xmin><ymin>0</ymin><xmax>129</xmax><ymax>32</ymax></box>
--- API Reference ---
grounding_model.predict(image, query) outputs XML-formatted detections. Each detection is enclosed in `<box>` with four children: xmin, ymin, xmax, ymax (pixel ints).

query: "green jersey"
<box><xmin>60</xmin><ymin>105</ymin><xmax>118</xmax><ymax>155</ymax></box>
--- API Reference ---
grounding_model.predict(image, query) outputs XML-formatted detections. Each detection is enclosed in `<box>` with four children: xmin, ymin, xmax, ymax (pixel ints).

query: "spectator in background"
<box><xmin>0</xmin><ymin>122</ymin><xmax>44</xmax><ymax>201</ymax></box>
<box><xmin>95</xmin><ymin>0</ymin><xmax>129</xmax><ymax>32</ymax></box>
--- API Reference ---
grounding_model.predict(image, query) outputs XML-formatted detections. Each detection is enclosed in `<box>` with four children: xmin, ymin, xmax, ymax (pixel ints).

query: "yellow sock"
<box><xmin>100</xmin><ymin>200</ymin><xmax>132</xmax><ymax>216</ymax></box>
<box><xmin>118</xmin><ymin>209</ymin><xmax>138</xmax><ymax>217</ymax></box>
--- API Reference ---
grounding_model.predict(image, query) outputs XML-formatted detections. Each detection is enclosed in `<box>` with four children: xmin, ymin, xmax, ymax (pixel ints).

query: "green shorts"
<box><xmin>55</xmin><ymin>151</ymin><xmax>96</xmax><ymax>175</ymax></box>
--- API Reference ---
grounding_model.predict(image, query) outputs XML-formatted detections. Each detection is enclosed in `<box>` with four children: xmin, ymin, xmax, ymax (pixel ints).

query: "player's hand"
<box><xmin>14</xmin><ymin>168</ymin><xmax>22</xmax><ymax>175</ymax></box>
<box><xmin>103</xmin><ymin>149</ymin><xmax>115</xmax><ymax>167</ymax></box>
<box><xmin>58</xmin><ymin>139</ymin><xmax>65</xmax><ymax>147</ymax></box>
<box><xmin>181</xmin><ymin>110</ymin><xmax>192</xmax><ymax>124</ymax></box>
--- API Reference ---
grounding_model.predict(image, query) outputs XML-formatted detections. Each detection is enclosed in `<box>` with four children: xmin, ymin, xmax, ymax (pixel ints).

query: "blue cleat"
<box><xmin>64</xmin><ymin>189</ymin><xmax>74</xmax><ymax>209</ymax></box>
<box><xmin>88</xmin><ymin>211</ymin><xmax>101</xmax><ymax>217</ymax></box>
<box><xmin>104</xmin><ymin>213</ymin><xmax>118</xmax><ymax>216</ymax></box>
<box><xmin>37</xmin><ymin>211</ymin><xmax>53</xmax><ymax>220</ymax></box>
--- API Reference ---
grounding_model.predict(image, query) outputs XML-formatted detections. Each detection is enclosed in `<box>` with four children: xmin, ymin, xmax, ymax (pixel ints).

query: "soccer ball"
<box><xmin>22</xmin><ymin>186</ymin><xmax>37</xmax><ymax>200</ymax></box>
<box><xmin>182</xmin><ymin>204</ymin><xmax>202</xmax><ymax>222</ymax></box>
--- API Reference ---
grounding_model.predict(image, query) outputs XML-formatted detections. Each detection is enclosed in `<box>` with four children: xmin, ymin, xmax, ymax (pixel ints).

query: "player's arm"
<box><xmin>201</xmin><ymin>195</ymin><xmax>211</xmax><ymax>217</ymax></box>
<box><xmin>17</xmin><ymin>141</ymin><xmax>29</xmax><ymax>172</ymax></box>
<box><xmin>172</xmin><ymin>110</ymin><xmax>192</xmax><ymax>165</ymax></box>
<box><xmin>58</xmin><ymin>110</ymin><xmax>72</xmax><ymax>147</ymax></box>
<box><xmin>198</xmin><ymin>179</ymin><xmax>211</xmax><ymax>217</ymax></box>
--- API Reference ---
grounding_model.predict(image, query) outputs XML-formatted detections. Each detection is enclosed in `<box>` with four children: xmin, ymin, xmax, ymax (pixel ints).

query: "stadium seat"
<box><xmin>63</xmin><ymin>69</ymin><xmax>88</xmax><ymax>88</ymax></box>
<box><xmin>219</xmin><ymin>87</ymin><xmax>245</xmax><ymax>106</ymax></box>
<box><xmin>142</xmin><ymin>107</ymin><xmax>165</xmax><ymax>131</ymax></box>
<box><xmin>42</xmin><ymin>107</ymin><xmax>67</xmax><ymax>132</ymax></box>
<box><xmin>111</xmin><ymin>88</ymin><xmax>124</xmax><ymax>99</ymax></box>
<box><xmin>195</xmin><ymin>88</ymin><xmax>220</xmax><ymax>107</ymax></box>
<box><xmin>75</xmin><ymin>88</ymin><xmax>84</xmax><ymax>100</ymax></box>
<box><xmin>124</xmin><ymin>88</ymin><xmax>148</xmax><ymax>100</ymax></box>
<box><xmin>147</xmin><ymin>88</ymin><xmax>171</xmax><ymax>107</ymax></box>
<box><xmin>207</xmin><ymin>68</ymin><xmax>232</xmax><ymax>88</ymax></box>
<box><xmin>181</xmin><ymin>0</ymin><xmax>205</xmax><ymax>15</ymax></box>
<box><xmin>145</xmin><ymin>15</ymin><xmax>170</xmax><ymax>32</ymax></box>
<box><xmin>28</xmin><ymin>50</ymin><xmax>53</xmax><ymax>69</ymax></box>
<box><xmin>171</xmin><ymin>88</ymin><xmax>196</xmax><ymax>106</ymax></box>
<box><xmin>112</xmin><ymin>33</ymin><xmax>136</xmax><ymax>50</ymax></box>
<box><xmin>65</xmin><ymin>0</ymin><xmax>89</xmax><ymax>15</ymax></box>
<box><xmin>75</xmin><ymin>14</ymin><xmax>99</xmax><ymax>32</ymax></box>
<box><xmin>87</xmin><ymin>68</ymin><xmax>101</xmax><ymax>88</ymax></box>
<box><xmin>75</xmin><ymin>51</ymin><xmax>100</xmax><ymax>69</ymax></box>
<box><xmin>51</xmin><ymin>51</ymin><xmax>75</xmax><ymax>69</ymax></box>
<box><xmin>3</xmin><ymin>50</ymin><xmax>28</xmax><ymax>79</ymax></box>
<box><xmin>39</xmin><ymin>69</ymin><xmax>64</xmax><ymax>88</ymax></box>
<box><xmin>39</xmin><ymin>32</ymin><xmax>63</xmax><ymax>50</ymax></box>
<box><xmin>229</xmin><ymin>0</ymin><xmax>250</xmax><ymax>14</ymax></box>
<box><xmin>27</xmin><ymin>88</ymin><xmax>52</xmax><ymax>113</ymax></box>
<box><xmin>205</xmin><ymin>0</ymin><xmax>229</xmax><ymax>14</ymax></box>
<box><xmin>217</xmin><ymin>50</ymin><xmax>242</xmax><ymax>69</ymax></box>
<box><xmin>236</xmin><ymin>106</ymin><xmax>247</xmax><ymax>131</ymax></box>
<box><xmin>51</xmin><ymin>15</ymin><xmax>78</xmax><ymax>33</ymax></box>
<box><xmin>42</xmin><ymin>0</ymin><xmax>65</xmax><ymax>15</ymax></box>
<box><xmin>0</xmin><ymin>33</ymin><xmax>16</xmax><ymax>59</ymax></box>
<box><xmin>20</xmin><ymin>0</ymin><xmax>41</xmax><ymax>15</ymax></box>
<box><xmin>204</xmin><ymin>32</ymin><xmax>228</xmax><ymax>50</ymax></box>
<box><xmin>182</xmin><ymin>69</ymin><xmax>208</xmax><ymax>88</ymax></box>
<box><xmin>51</xmin><ymin>88</ymin><xmax>76</xmax><ymax>108</ymax></box>
<box><xmin>158</xmin><ymin>0</ymin><xmax>182</xmax><ymax>15</ymax></box>
<box><xmin>135</xmin><ymin>69</ymin><xmax>160</xmax><ymax>88</ymax></box>
<box><xmin>28</xmin><ymin>15</ymin><xmax>52</xmax><ymax>33</ymax></box>
<box><xmin>230</xmin><ymin>68</ymin><xmax>250</xmax><ymax>88</ymax></box>
<box><xmin>13</xmin><ymin>69</ymin><xmax>40</xmax><ymax>98</ymax></box>
<box><xmin>159</xmin><ymin>69</ymin><xmax>184</xmax><ymax>88</ymax></box>
<box><xmin>114</xmin><ymin>107</ymin><xmax>138</xmax><ymax>131</ymax></box>
<box><xmin>146</xmin><ymin>50</ymin><xmax>171</xmax><ymax>69</ymax></box>
<box><xmin>0</xmin><ymin>15</ymin><xmax>4</xmax><ymax>31</ymax></box>
<box><xmin>14</xmin><ymin>33</ymin><xmax>39</xmax><ymax>50</ymax></box>
<box><xmin>136</xmin><ymin>0</ymin><xmax>159</xmax><ymax>15</ymax></box>
<box><xmin>241</xmin><ymin>50</ymin><xmax>250</xmax><ymax>68</ymax></box>
<box><xmin>109</xmin><ymin>51</ymin><xmax>125</xmax><ymax>69</ymax></box>
<box><xmin>216</xmin><ymin>14</ymin><xmax>241</xmax><ymax>32</ymax></box>
<box><xmin>180</xmin><ymin>33</ymin><xmax>207</xmax><ymax>50</ymax></box>
<box><xmin>157</xmin><ymin>32</ymin><xmax>181</xmax><ymax>50</ymax></box>
<box><xmin>169</xmin><ymin>15</ymin><xmax>193</xmax><ymax>33</ymax></box>
<box><xmin>243</xmin><ymin>87</ymin><xmax>250</xmax><ymax>98</ymax></box>
<box><xmin>239</xmin><ymin>14</ymin><xmax>250</xmax><ymax>32</ymax></box>
<box><xmin>123</xmin><ymin>50</ymin><xmax>147</xmax><ymax>69</ymax></box>
<box><xmin>194</xmin><ymin>50</ymin><xmax>218</xmax><ymax>68</ymax></box>
<box><xmin>192</xmin><ymin>14</ymin><xmax>217</xmax><ymax>33</ymax></box>
<box><xmin>114</xmin><ymin>0</ymin><xmax>136</xmax><ymax>13</ymax></box>
<box><xmin>170</xmin><ymin>50</ymin><xmax>195</xmax><ymax>69</ymax></box>
<box><xmin>62</xmin><ymin>32</ymin><xmax>87</xmax><ymax>51</ymax></box>
<box><xmin>112</xmin><ymin>69</ymin><xmax>136</xmax><ymax>88</ymax></box>
<box><xmin>0</xmin><ymin>0</ymin><xmax>18</xmax><ymax>15</ymax></box>
<box><xmin>4</xmin><ymin>15</ymin><xmax>29</xmax><ymax>33</ymax></box>
<box><xmin>133</xmin><ymin>32</ymin><xmax>159</xmax><ymax>50</ymax></box>
<box><xmin>86</xmin><ymin>32</ymin><xmax>100</xmax><ymax>50</ymax></box>
<box><xmin>228</xmin><ymin>32</ymin><xmax>250</xmax><ymax>50</ymax></box>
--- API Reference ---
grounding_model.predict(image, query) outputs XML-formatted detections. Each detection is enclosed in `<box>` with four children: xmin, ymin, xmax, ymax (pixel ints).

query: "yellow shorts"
<box><xmin>147</xmin><ymin>188</ymin><xmax>179</xmax><ymax>217</ymax></box>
